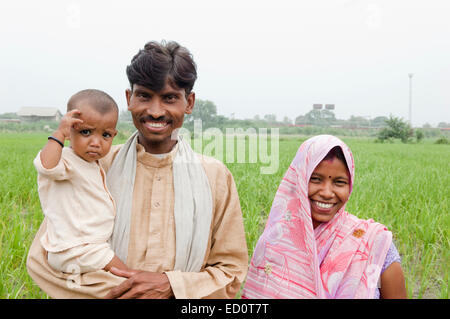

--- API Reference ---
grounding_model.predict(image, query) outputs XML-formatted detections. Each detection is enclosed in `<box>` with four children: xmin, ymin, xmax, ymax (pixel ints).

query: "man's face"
<box><xmin>126</xmin><ymin>82</ymin><xmax>195</xmax><ymax>154</ymax></box>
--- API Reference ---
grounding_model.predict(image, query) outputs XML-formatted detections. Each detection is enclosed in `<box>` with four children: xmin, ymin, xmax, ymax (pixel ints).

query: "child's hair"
<box><xmin>67</xmin><ymin>89</ymin><xmax>118</xmax><ymax>115</ymax></box>
<box><xmin>126</xmin><ymin>40</ymin><xmax>197</xmax><ymax>96</ymax></box>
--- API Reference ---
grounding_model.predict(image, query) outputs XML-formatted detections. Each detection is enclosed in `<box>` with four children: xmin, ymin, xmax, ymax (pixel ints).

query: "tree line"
<box><xmin>2</xmin><ymin>99</ymin><xmax>446</xmax><ymax>144</ymax></box>
<box><xmin>118</xmin><ymin>98</ymin><xmax>448</xmax><ymax>132</ymax></box>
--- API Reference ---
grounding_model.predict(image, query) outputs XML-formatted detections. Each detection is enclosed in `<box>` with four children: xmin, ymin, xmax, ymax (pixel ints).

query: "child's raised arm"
<box><xmin>40</xmin><ymin>109</ymin><xmax>83</xmax><ymax>169</ymax></box>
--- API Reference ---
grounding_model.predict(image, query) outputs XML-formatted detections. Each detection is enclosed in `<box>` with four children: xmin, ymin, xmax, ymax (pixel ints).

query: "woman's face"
<box><xmin>308</xmin><ymin>157</ymin><xmax>351</xmax><ymax>228</ymax></box>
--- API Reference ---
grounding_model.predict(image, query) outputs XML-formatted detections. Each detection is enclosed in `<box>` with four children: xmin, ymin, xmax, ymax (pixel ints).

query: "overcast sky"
<box><xmin>1</xmin><ymin>0</ymin><xmax>449</xmax><ymax>127</ymax></box>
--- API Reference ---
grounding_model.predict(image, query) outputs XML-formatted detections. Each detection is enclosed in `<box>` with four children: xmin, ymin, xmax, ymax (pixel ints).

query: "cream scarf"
<box><xmin>106</xmin><ymin>131</ymin><xmax>213</xmax><ymax>272</ymax></box>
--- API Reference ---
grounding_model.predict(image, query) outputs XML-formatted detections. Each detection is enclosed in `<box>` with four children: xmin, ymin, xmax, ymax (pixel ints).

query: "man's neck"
<box><xmin>137</xmin><ymin>135</ymin><xmax>177</xmax><ymax>154</ymax></box>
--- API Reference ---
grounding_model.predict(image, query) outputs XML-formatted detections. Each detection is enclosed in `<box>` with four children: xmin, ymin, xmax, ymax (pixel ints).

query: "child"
<box><xmin>33</xmin><ymin>89</ymin><xmax>128</xmax><ymax>274</ymax></box>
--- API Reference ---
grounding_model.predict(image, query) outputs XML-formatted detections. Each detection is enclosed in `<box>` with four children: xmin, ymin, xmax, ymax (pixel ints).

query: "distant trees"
<box><xmin>282</xmin><ymin>116</ymin><xmax>293</xmax><ymax>125</ymax></box>
<box><xmin>371</xmin><ymin>116</ymin><xmax>389</xmax><ymax>128</ymax></box>
<box><xmin>294</xmin><ymin>111</ymin><xmax>391</xmax><ymax>129</ymax></box>
<box><xmin>119</xmin><ymin>109</ymin><xmax>132</xmax><ymax>121</ymax></box>
<box><xmin>0</xmin><ymin>112</ymin><xmax>18</xmax><ymax>119</ymax></box>
<box><xmin>415</xmin><ymin>129</ymin><xmax>424</xmax><ymax>142</ymax></box>
<box><xmin>347</xmin><ymin>115</ymin><xmax>369</xmax><ymax>128</ymax></box>
<box><xmin>377</xmin><ymin>115</ymin><xmax>413</xmax><ymax>143</ymax></box>
<box><xmin>263</xmin><ymin>114</ymin><xmax>277</xmax><ymax>124</ymax></box>
<box><xmin>184</xmin><ymin>99</ymin><xmax>228</xmax><ymax>129</ymax></box>
<box><xmin>184</xmin><ymin>99</ymin><xmax>218</xmax><ymax>128</ymax></box>
<box><xmin>114</xmin><ymin>98</ymin><xmax>445</xmax><ymax>142</ymax></box>
<box><xmin>295</xmin><ymin>109</ymin><xmax>336</xmax><ymax>126</ymax></box>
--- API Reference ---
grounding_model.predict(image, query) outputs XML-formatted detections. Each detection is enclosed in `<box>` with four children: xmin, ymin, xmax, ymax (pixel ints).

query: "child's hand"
<box><xmin>56</xmin><ymin>109</ymin><xmax>84</xmax><ymax>140</ymax></box>
<box><xmin>41</xmin><ymin>109</ymin><xmax>84</xmax><ymax>169</ymax></box>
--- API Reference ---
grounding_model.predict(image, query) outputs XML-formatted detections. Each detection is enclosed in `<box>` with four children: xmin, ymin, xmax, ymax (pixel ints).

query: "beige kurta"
<box><xmin>26</xmin><ymin>142</ymin><xmax>248</xmax><ymax>299</ymax></box>
<box><xmin>33</xmin><ymin>147</ymin><xmax>116</xmax><ymax>273</ymax></box>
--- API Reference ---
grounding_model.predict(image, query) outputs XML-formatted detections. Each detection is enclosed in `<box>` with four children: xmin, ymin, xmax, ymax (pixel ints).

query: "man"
<box><xmin>26</xmin><ymin>40</ymin><xmax>248</xmax><ymax>299</ymax></box>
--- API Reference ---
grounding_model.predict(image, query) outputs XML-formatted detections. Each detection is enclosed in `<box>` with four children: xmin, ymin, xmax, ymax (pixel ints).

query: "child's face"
<box><xmin>308</xmin><ymin>157</ymin><xmax>350</xmax><ymax>228</ymax></box>
<box><xmin>69</xmin><ymin>104</ymin><xmax>118</xmax><ymax>162</ymax></box>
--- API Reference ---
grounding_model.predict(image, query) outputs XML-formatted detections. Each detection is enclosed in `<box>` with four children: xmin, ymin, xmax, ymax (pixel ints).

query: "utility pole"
<box><xmin>408</xmin><ymin>73</ymin><xmax>413</xmax><ymax>126</ymax></box>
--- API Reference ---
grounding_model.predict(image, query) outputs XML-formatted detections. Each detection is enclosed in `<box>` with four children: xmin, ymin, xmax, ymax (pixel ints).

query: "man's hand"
<box><xmin>104</xmin><ymin>267</ymin><xmax>175</xmax><ymax>299</ymax></box>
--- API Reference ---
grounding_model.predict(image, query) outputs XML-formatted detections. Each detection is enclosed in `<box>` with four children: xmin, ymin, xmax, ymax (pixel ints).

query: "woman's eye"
<box><xmin>335</xmin><ymin>180</ymin><xmax>348</xmax><ymax>186</ymax></box>
<box><xmin>310</xmin><ymin>176</ymin><xmax>321</xmax><ymax>183</ymax></box>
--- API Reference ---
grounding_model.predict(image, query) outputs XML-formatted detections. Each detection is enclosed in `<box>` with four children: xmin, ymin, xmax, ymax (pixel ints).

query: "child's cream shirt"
<box><xmin>33</xmin><ymin>147</ymin><xmax>116</xmax><ymax>253</ymax></box>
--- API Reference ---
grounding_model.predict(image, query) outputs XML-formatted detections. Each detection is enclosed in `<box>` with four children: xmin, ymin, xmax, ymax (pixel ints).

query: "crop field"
<box><xmin>0</xmin><ymin>132</ymin><xmax>448</xmax><ymax>298</ymax></box>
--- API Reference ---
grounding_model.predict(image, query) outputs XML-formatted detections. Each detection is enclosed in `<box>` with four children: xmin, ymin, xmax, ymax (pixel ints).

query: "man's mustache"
<box><xmin>140</xmin><ymin>115</ymin><xmax>171</xmax><ymax>122</ymax></box>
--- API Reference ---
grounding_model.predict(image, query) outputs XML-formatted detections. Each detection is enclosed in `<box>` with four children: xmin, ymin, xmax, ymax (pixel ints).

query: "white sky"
<box><xmin>1</xmin><ymin>0</ymin><xmax>449</xmax><ymax>127</ymax></box>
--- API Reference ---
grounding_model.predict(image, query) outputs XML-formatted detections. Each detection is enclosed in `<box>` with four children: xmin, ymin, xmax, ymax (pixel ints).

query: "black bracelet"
<box><xmin>48</xmin><ymin>136</ymin><xmax>64</xmax><ymax>148</ymax></box>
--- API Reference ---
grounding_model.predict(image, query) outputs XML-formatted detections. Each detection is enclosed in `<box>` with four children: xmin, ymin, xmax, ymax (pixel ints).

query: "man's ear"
<box><xmin>185</xmin><ymin>91</ymin><xmax>195</xmax><ymax>114</ymax></box>
<box><xmin>125</xmin><ymin>88</ymin><xmax>132</xmax><ymax>110</ymax></box>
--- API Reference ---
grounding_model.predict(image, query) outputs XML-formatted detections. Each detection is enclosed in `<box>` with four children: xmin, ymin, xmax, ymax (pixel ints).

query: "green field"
<box><xmin>0</xmin><ymin>132</ymin><xmax>448</xmax><ymax>298</ymax></box>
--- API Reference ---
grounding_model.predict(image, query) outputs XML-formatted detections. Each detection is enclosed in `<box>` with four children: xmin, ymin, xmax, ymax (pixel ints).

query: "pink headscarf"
<box><xmin>242</xmin><ymin>135</ymin><xmax>392</xmax><ymax>299</ymax></box>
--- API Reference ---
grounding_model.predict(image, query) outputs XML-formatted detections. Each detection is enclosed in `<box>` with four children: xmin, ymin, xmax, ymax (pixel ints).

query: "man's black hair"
<box><xmin>126</xmin><ymin>40</ymin><xmax>197</xmax><ymax>96</ymax></box>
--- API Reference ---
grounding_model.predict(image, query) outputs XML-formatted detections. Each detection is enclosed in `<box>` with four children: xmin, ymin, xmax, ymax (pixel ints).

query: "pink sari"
<box><xmin>242</xmin><ymin>135</ymin><xmax>392</xmax><ymax>299</ymax></box>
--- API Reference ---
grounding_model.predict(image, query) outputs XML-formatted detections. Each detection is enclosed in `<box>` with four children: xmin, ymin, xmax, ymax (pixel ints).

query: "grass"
<box><xmin>0</xmin><ymin>133</ymin><xmax>448</xmax><ymax>298</ymax></box>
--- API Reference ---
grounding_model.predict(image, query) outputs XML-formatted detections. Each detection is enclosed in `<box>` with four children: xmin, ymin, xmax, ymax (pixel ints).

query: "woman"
<box><xmin>242</xmin><ymin>135</ymin><xmax>406</xmax><ymax>299</ymax></box>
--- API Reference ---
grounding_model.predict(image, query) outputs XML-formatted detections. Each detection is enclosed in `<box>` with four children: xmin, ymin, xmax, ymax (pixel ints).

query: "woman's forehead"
<box><xmin>313</xmin><ymin>158</ymin><xmax>350</xmax><ymax>178</ymax></box>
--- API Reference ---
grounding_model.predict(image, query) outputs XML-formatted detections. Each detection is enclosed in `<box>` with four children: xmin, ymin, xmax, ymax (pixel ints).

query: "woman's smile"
<box><xmin>311</xmin><ymin>200</ymin><xmax>335</xmax><ymax>210</ymax></box>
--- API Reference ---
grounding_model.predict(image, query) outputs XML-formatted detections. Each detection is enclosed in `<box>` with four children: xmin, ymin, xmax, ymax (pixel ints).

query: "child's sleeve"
<box><xmin>33</xmin><ymin>150</ymin><xmax>72</xmax><ymax>181</ymax></box>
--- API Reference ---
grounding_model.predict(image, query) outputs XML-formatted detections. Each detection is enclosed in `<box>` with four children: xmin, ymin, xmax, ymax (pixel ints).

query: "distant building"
<box><xmin>17</xmin><ymin>107</ymin><xmax>63</xmax><ymax>122</ymax></box>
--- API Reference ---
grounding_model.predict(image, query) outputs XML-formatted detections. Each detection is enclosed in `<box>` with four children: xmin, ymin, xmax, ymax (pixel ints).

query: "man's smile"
<box><xmin>141</xmin><ymin>116</ymin><xmax>172</xmax><ymax>132</ymax></box>
<box><xmin>143</xmin><ymin>121</ymin><xmax>170</xmax><ymax>131</ymax></box>
<box><xmin>146</xmin><ymin>122</ymin><xmax>167</xmax><ymax>128</ymax></box>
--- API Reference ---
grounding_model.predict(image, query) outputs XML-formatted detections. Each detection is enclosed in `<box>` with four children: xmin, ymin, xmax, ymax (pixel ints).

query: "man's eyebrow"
<box><xmin>133</xmin><ymin>88</ymin><xmax>152</xmax><ymax>94</ymax></box>
<box><xmin>162</xmin><ymin>91</ymin><xmax>181</xmax><ymax>97</ymax></box>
